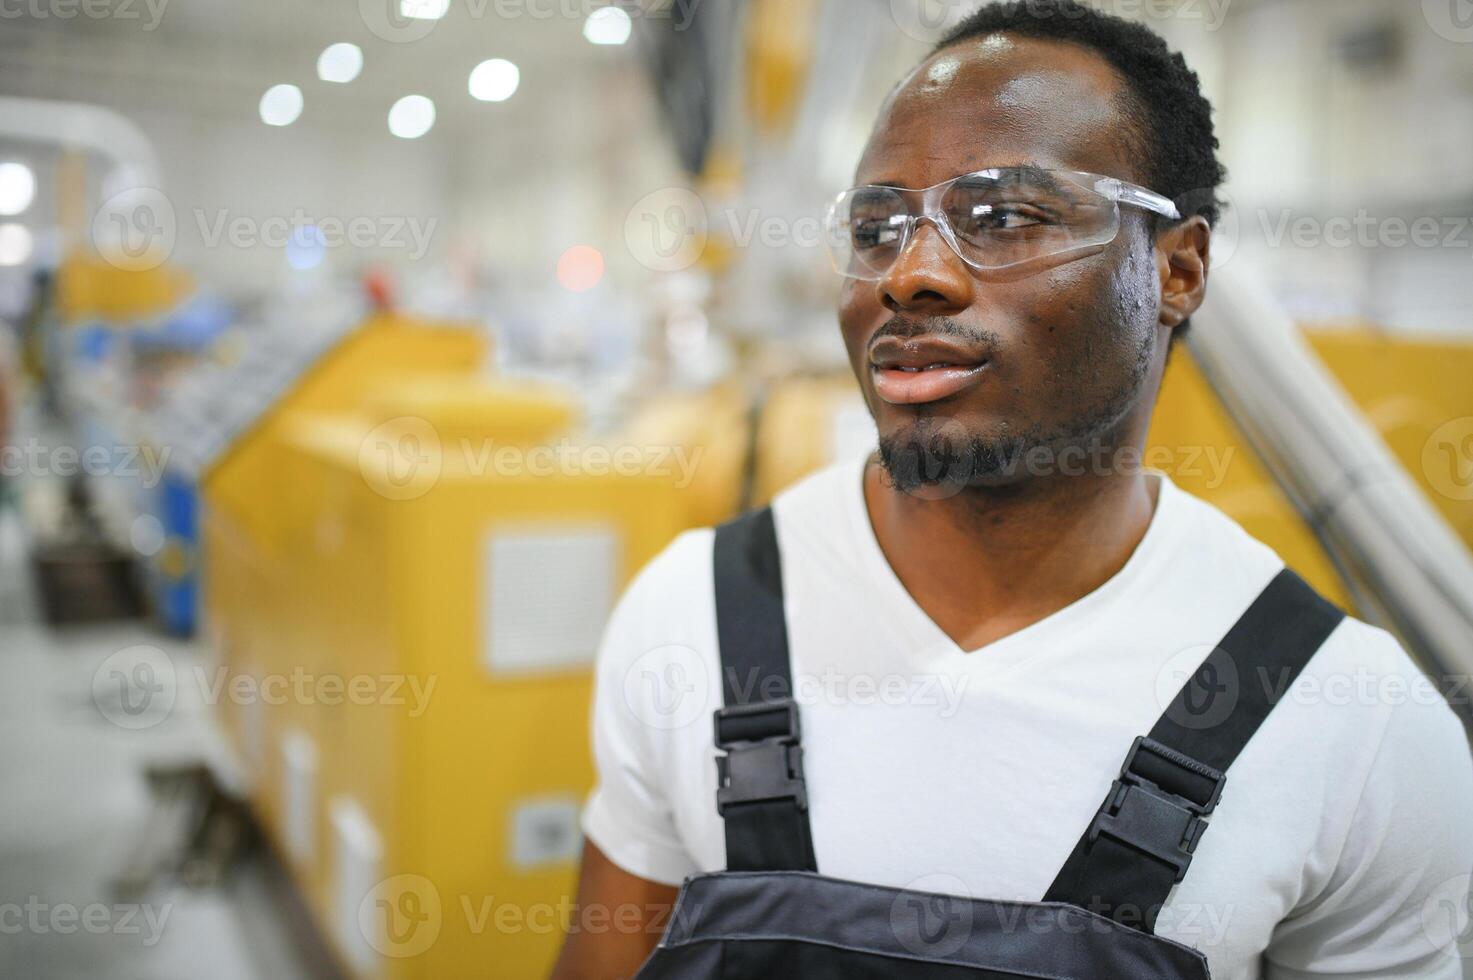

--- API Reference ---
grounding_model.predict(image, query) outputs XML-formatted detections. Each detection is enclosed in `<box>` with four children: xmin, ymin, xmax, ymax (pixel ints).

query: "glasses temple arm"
<box><xmin>1103</xmin><ymin>178</ymin><xmax>1183</xmax><ymax>221</ymax></box>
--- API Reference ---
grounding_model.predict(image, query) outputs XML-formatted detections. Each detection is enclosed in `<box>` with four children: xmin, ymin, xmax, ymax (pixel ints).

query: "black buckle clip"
<box><xmin>1087</xmin><ymin>736</ymin><xmax>1226</xmax><ymax>883</ymax></box>
<box><xmin>713</xmin><ymin>700</ymin><xmax>807</xmax><ymax>815</ymax></box>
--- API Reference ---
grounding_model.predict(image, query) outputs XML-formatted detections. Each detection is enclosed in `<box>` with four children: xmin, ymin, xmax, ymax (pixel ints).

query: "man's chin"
<box><xmin>875</xmin><ymin>423</ymin><xmax>1033</xmax><ymax>498</ymax></box>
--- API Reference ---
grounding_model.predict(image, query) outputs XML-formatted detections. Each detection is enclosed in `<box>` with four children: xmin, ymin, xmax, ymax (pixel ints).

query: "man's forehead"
<box><xmin>857</xmin><ymin>34</ymin><xmax>1139</xmax><ymax>188</ymax></box>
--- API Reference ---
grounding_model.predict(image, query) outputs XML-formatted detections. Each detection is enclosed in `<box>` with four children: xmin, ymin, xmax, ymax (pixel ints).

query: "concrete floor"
<box><xmin>0</xmin><ymin>503</ymin><xmax>324</xmax><ymax>980</ymax></box>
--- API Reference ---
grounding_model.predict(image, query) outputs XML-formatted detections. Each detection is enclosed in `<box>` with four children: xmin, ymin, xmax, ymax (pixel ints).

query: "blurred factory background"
<box><xmin>0</xmin><ymin>0</ymin><xmax>1471</xmax><ymax>978</ymax></box>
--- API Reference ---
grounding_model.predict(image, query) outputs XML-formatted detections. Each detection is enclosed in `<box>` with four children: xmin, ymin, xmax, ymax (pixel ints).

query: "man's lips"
<box><xmin>869</xmin><ymin>337</ymin><xmax>989</xmax><ymax>405</ymax></box>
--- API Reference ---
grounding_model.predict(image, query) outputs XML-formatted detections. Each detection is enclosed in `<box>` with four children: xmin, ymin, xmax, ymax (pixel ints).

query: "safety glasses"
<box><xmin>824</xmin><ymin>167</ymin><xmax>1181</xmax><ymax>282</ymax></box>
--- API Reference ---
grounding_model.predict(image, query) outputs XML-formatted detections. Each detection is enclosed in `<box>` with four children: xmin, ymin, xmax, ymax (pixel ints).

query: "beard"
<box><xmin>878</xmin><ymin>420</ymin><xmax>1033</xmax><ymax>494</ymax></box>
<box><xmin>876</xmin><ymin>327</ymin><xmax>1157</xmax><ymax>496</ymax></box>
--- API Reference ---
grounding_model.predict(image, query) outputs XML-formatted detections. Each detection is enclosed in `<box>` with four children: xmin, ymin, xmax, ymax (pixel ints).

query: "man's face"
<box><xmin>840</xmin><ymin>34</ymin><xmax>1176</xmax><ymax>493</ymax></box>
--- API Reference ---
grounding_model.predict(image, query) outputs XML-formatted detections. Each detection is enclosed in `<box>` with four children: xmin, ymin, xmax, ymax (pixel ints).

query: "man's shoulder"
<box><xmin>635</xmin><ymin>454</ymin><xmax>858</xmax><ymax>593</ymax></box>
<box><xmin>613</xmin><ymin>525</ymin><xmax>715</xmax><ymax>623</ymax></box>
<box><xmin>599</xmin><ymin>458</ymin><xmax>859</xmax><ymax>659</ymax></box>
<box><xmin>1163</xmin><ymin>480</ymin><xmax>1443</xmax><ymax>699</ymax></box>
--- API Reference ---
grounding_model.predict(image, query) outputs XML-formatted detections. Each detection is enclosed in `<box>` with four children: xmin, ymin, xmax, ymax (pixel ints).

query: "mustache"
<box><xmin>868</xmin><ymin>315</ymin><xmax>1002</xmax><ymax>352</ymax></box>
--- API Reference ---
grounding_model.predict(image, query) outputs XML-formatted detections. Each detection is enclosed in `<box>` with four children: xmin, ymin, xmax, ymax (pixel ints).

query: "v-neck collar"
<box><xmin>838</xmin><ymin>449</ymin><xmax>1179</xmax><ymax>675</ymax></box>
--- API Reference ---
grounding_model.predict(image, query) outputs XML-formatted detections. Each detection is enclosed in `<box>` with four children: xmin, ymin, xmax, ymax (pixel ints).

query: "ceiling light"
<box><xmin>556</xmin><ymin>245</ymin><xmax>605</xmax><ymax>292</ymax></box>
<box><xmin>0</xmin><ymin>224</ymin><xmax>33</xmax><ymax>266</ymax></box>
<box><xmin>468</xmin><ymin>59</ymin><xmax>520</xmax><ymax>102</ymax></box>
<box><xmin>0</xmin><ymin>162</ymin><xmax>36</xmax><ymax>215</ymax></box>
<box><xmin>259</xmin><ymin>84</ymin><xmax>304</xmax><ymax>126</ymax></box>
<box><xmin>583</xmin><ymin>6</ymin><xmax>632</xmax><ymax>45</ymax></box>
<box><xmin>388</xmin><ymin>95</ymin><xmax>436</xmax><ymax>139</ymax></box>
<box><xmin>317</xmin><ymin>42</ymin><xmax>363</xmax><ymax>84</ymax></box>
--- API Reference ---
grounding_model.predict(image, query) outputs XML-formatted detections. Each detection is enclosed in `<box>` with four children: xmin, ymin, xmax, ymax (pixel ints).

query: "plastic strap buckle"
<box><xmin>714</xmin><ymin>700</ymin><xmax>807</xmax><ymax>815</ymax></box>
<box><xmin>1086</xmin><ymin>736</ymin><xmax>1226</xmax><ymax>883</ymax></box>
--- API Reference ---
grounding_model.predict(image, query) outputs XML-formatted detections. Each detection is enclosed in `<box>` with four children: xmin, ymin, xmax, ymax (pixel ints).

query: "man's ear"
<box><xmin>1156</xmin><ymin>215</ymin><xmax>1212</xmax><ymax>329</ymax></box>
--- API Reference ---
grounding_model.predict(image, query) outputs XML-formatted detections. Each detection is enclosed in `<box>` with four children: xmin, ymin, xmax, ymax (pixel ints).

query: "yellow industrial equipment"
<box><xmin>270</xmin><ymin>389</ymin><xmax>684</xmax><ymax>980</ymax></box>
<box><xmin>749</xmin><ymin>373</ymin><xmax>877</xmax><ymax>507</ymax></box>
<box><xmin>1144</xmin><ymin>349</ymin><xmax>1352</xmax><ymax>607</ymax></box>
<box><xmin>1307</xmin><ymin>329</ymin><xmax>1473</xmax><ymax>549</ymax></box>
<box><xmin>201</xmin><ymin>314</ymin><xmax>486</xmax><ymax>856</ymax></box>
<box><xmin>55</xmin><ymin>253</ymin><xmax>193</xmax><ymax>322</ymax></box>
<box><xmin>614</xmin><ymin>379</ymin><xmax>754</xmax><ymax>529</ymax></box>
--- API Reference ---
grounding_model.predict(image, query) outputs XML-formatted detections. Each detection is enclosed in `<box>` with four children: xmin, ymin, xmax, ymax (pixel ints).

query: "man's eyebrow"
<box><xmin>853</xmin><ymin>161</ymin><xmax>1063</xmax><ymax>192</ymax></box>
<box><xmin>974</xmin><ymin>164</ymin><xmax>1064</xmax><ymax>194</ymax></box>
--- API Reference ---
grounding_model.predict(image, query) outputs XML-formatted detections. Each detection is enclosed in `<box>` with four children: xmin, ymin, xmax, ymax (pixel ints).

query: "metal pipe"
<box><xmin>1188</xmin><ymin>263</ymin><xmax>1473</xmax><ymax>731</ymax></box>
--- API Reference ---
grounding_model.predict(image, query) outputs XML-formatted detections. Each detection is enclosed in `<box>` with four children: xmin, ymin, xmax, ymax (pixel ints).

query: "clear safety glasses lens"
<box><xmin>825</xmin><ymin>169</ymin><xmax>1155</xmax><ymax>282</ymax></box>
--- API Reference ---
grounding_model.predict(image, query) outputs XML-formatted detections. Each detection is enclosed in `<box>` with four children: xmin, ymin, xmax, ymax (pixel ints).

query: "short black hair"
<box><xmin>934</xmin><ymin>0</ymin><xmax>1226</xmax><ymax>229</ymax></box>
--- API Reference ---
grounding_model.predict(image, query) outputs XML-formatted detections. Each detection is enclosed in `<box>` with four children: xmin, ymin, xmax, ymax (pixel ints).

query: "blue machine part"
<box><xmin>146</xmin><ymin>467</ymin><xmax>199</xmax><ymax>636</ymax></box>
<box><xmin>130</xmin><ymin>293</ymin><xmax>234</xmax><ymax>355</ymax></box>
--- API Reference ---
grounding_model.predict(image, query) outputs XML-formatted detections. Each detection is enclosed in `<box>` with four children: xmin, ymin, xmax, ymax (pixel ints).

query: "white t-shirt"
<box><xmin>582</xmin><ymin>450</ymin><xmax>1473</xmax><ymax>979</ymax></box>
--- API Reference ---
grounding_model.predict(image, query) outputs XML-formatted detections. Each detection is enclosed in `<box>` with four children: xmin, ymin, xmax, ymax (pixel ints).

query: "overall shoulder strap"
<box><xmin>1043</xmin><ymin>567</ymin><xmax>1346</xmax><ymax>932</ymax></box>
<box><xmin>711</xmin><ymin>506</ymin><xmax>817</xmax><ymax>872</ymax></box>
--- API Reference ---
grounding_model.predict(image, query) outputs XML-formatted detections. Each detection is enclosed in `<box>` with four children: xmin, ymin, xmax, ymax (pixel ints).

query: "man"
<box><xmin>552</xmin><ymin>2</ymin><xmax>1473</xmax><ymax>977</ymax></box>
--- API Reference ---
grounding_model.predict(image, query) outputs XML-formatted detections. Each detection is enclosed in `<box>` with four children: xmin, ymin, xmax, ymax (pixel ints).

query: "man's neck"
<box><xmin>862</xmin><ymin>456</ymin><xmax>1160</xmax><ymax>652</ymax></box>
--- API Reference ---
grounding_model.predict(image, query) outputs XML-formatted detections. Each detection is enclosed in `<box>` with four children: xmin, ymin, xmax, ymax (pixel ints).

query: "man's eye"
<box><xmin>967</xmin><ymin>205</ymin><xmax>1048</xmax><ymax>231</ymax></box>
<box><xmin>851</xmin><ymin>217</ymin><xmax>902</xmax><ymax>249</ymax></box>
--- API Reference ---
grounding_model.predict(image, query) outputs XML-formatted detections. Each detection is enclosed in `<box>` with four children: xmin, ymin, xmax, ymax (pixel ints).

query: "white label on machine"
<box><xmin>330</xmin><ymin>797</ymin><xmax>385</xmax><ymax>977</ymax></box>
<box><xmin>828</xmin><ymin>393</ymin><xmax>878</xmax><ymax>462</ymax></box>
<box><xmin>482</xmin><ymin>524</ymin><xmax>619</xmax><ymax>675</ymax></box>
<box><xmin>280</xmin><ymin>729</ymin><xmax>318</xmax><ymax>867</ymax></box>
<box><xmin>509</xmin><ymin>795</ymin><xmax>582</xmax><ymax>871</ymax></box>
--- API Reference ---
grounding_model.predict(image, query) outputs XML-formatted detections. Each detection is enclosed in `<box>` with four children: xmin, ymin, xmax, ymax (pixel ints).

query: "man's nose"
<box><xmin>876</xmin><ymin>218</ymin><xmax>975</xmax><ymax>314</ymax></box>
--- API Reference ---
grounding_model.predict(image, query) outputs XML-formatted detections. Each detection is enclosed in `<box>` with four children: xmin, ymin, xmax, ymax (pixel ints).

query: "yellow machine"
<box><xmin>273</xmin><ymin>394</ymin><xmax>684</xmax><ymax>980</ymax></box>
<box><xmin>201</xmin><ymin>315</ymin><xmax>486</xmax><ymax>861</ymax></box>
<box><xmin>1307</xmin><ymin>329</ymin><xmax>1473</xmax><ymax>549</ymax></box>
<box><xmin>1144</xmin><ymin>349</ymin><xmax>1351</xmax><ymax>606</ymax></box>
<box><xmin>749</xmin><ymin>374</ymin><xmax>879</xmax><ymax>508</ymax></box>
<box><xmin>204</xmin><ymin>337</ymin><xmax>688</xmax><ymax>977</ymax></box>
<box><xmin>55</xmin><ymin>254</ymin><xmax>192</xmax><ymax>322</ymax></box>
<box><xmin>615</xmin><ymin>380</ymin><xmax>754</xmax><ymax>530</ymax></box>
